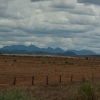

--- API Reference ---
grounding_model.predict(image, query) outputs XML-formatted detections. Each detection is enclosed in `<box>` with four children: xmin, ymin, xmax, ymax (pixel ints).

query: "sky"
<box><xmin>0</xmin><ymin>0</ymin><xmax>100</xmax><ymax>53</ymax></box>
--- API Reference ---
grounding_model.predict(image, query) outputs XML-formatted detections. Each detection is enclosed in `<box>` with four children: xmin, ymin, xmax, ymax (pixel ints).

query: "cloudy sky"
<box><xmin>0</xmin><ymin>0</ymin><xmax>100</xmax><ymax>53</ymax></box>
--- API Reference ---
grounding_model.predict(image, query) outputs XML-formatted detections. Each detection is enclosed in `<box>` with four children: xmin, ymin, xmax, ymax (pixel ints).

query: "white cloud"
<box><xmin>0</xmin><ymin>0</ymin><xmax>100</xmax><ymax>53</ymax></box>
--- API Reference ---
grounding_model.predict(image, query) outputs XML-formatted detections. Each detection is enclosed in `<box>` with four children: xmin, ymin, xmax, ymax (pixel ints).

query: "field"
<box><xmin>1</xmin><ymin>54</ymin><xmax>100</xmax><ymax>100</ymax></box>
<box><xmin>0</xmin><ymin>54</ymin><xmax>100</xmax><ymax>86</ymax></box>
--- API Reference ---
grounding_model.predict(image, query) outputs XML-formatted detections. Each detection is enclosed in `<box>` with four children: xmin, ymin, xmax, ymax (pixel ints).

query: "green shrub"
<box><xmin>0</xmin><ymin>88</ymin><xmax>33</xmax><ymax>100</ymax></box>
<box><xmin>77</xmin><ymin>82</ymin><xmax>99</xmax><ymax>100</ymax></box>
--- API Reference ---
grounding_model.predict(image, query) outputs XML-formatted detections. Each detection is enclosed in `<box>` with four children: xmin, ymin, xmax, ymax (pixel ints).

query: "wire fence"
<box><xmin>0</xmin><ymin>74</ymin><xmax>99</xmax><ymax>86</ymax></box>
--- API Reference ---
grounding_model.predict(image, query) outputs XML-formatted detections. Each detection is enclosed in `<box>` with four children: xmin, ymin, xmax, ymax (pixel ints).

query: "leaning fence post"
<box><xmin>32</xmin><ymin>76</ymin><xmax>34</xmax><ymax>85</ymax></box>
<box><xmin>46</xmin><ymin>76</ymin><xmax>48</xmax><ymax>85</ymax></box>
<box><xmin>13</xmin><ymin>77</ymin><xmax>16</xmax><ymax>85</ymax></box>
<box><xmin>71</xmin><ymin>75</ymin><xmax>73</xmax><ymax>82</ymax></box>
<box><xmin>59</xmin><ymin>75</ymin><xmax>62</xmax><ymax>83</ymax></box>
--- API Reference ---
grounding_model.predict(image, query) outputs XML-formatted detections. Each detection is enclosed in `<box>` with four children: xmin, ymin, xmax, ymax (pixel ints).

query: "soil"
<box><xmin>0</xmin><ymin>54</ymin><xmax>100</xmax><ymax>86</ymax></box>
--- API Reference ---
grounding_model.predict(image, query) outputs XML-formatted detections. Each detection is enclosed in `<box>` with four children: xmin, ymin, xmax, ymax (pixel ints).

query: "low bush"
<box><xmin>0</xmin><ymin>88</ymin><xmax>33</xmax><ymax>100</ymax></box>
<box><xmin>77</xmin><ymin>82</ymin><xmax>99</xmax><ymax>100</ymax></box>
<box><xmin>65</xmin><ymin>61</ymin><xmax>68</xmax><ymax>64</ymax></box>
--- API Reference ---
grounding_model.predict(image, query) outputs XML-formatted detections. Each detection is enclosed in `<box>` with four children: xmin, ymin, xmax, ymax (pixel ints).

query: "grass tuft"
<box><xmin>0</xmin><ymin>87</ymin><xmax>34</xmax><ymax>100</ymax></box>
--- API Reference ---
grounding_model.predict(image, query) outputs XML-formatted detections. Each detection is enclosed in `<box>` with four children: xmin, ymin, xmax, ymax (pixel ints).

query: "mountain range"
<box><xmin>0</xmin><ymin>45</ymin><xmax>97</xmax><ymax>56</ymax></box>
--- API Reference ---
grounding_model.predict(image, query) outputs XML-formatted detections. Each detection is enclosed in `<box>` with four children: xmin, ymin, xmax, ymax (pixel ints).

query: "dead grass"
<box><xmin>0</xmin><ymin>83</ymin><xmax>77</xmax><ymax>100</ymax></box>
<box><xmin>0</xmin><ymin>82</ymin><xmax>100</xmax><ymax>100</ymax></box>
<box><xmin>0</xmin><ymin>55</ymin><xmax>100</xmax><ymax>86</ymax></box>
<box><xmin>0</xmin><ymin>55</ymin><xmax>100</xmax><ymax>99</ymax></box>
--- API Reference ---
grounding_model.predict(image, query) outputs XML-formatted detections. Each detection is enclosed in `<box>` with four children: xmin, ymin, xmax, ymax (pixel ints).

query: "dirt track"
<box><xmin>0</xmin><ymin>54</ymin><xmax>100</xmax><ymax>86</ymax></box>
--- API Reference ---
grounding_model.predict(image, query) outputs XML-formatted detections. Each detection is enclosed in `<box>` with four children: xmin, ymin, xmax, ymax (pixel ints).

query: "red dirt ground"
<box><xmin>0</xmin><ymin>54</ymin><xmax>100</xmax><ymax>86</ymax></box>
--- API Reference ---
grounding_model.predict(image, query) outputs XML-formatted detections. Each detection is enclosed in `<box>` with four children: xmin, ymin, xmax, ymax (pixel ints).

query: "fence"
<box><xmin>0</xmin><ymin>74</ymin><xmax>98</xmax><ymax>86</ymax></box>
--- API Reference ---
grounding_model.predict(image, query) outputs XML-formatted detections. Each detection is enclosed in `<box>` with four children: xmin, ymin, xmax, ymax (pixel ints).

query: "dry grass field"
<box><xmin>1</xmin><ymin>54</ymin><xmax>100</xmax><ymax>100</ymax></box>
<box><xmin>0</xmin><ymin>54</ymin><xmax>100</xmax><ymax>86</ymax></box>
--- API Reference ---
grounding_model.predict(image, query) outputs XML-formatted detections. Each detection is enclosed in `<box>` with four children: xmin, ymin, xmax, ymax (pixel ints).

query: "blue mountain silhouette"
<box><xmin>0</xmin><ymin>45</ymin><xmax>97</xmax><ymax>55</ymax></box>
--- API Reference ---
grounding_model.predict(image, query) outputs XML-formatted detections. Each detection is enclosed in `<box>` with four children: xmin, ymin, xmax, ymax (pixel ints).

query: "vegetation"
<box><xmin>4</xmin><ymin>60</ymin><xmax>7</xmax><ymax>62</ymax></box>
<box><xmin>14</xmin><ymin>59</ymin><xmax>17</xmax><ymax>62</ymax></box>
<box><xmin>0</xmin><ymin>82</ymin><xmax>100</xmax><ymax>100</ymax></box>
<box><xmin>1</xmin><ymin>55</ymin><xmax>100</xmax><ymax>100</ymax></box>
<box><xmin>42</xmin><ymin>61</ymin><xmax>45</xmax><ymax>64</ymax></box>
<box><xmin>65</xmin><ymin>61</ymin><xmax>68</xmax><ymax>64</ymax></box>
<box><xmin>86</xmin><ymin>57</ymin><xmax>89</xmax><ymax>60</ymax></box>
<box><xmin>69</xmin><ymin>62</ymin><xmax>74</xmax><ymax>65</ymax></box>
<box><xmin>0</xmin><ymin>87</ymin><xmax>33</xmax><ymax>100</ymax></box>
<box><xmin>76</xmin><ymin>82</ymin><xmax>99</xmax><ymax>100</ymax></box>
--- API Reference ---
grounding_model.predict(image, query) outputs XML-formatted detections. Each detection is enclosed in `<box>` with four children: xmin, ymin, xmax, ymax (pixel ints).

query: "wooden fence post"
<box><xmin>92</xmin><ymin>74</ymin><xmax>94</xmax><ymax>82</ymax></box>
<box><xmin>71</xmin><ymin>75</ymin><xmax>73</xmax><ymax>82</ymax></box>
<box><xmin>32</xmin><ymin>76</ymin><xmax>34</xmax><ymax>85</ymax></box>
<box><xmin>59</xmin><ymin>75</ymin><xmax>61</xmax><ymax>83</ymax></box>
<box><xmin>82</xmin><ymin>74</ymin><xmax>85</xmax><ymax>82</ymax></box>
<box><xmin>46</xmin><ymin>76</ymin><xmax>48</xmax><ymax>85</ymax></box>
<box><xmin>13</xmin><ymin>77</ymin><xmax>16</xmax><ymax>85</ymax></box>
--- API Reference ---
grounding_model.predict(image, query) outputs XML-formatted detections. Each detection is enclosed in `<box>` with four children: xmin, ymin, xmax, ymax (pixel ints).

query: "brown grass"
<box><xmin>0</xmin><ymin>83</ymin><xmax>78</xmax><ymax>100</ymax></box>
<box><xmin>0</xmin><ymin>54</ymin><xmax>100</xmax><ymax>86</ymax></box>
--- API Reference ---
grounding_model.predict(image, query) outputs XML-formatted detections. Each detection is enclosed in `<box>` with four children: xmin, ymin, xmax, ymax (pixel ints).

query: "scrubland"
<box><xmin>0</xmin><ymin>54</ymin><xmax>100</xmax><ymax>100</ymax></box>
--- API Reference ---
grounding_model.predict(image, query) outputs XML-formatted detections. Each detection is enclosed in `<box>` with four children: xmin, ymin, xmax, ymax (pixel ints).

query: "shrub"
<box><xmin>53</xmin><ymin>61</ymin><xmax>56</xmax><ymax>64</ymax></box>
<box><xmin>14</xmin><ymin>59</ymin><xmax>17</xmax><ymax>62</ymax></box>
<box><xmin>0</xmin><ymin>88</ymin><xmax>33</xmax><ymax>100</ymax></box>
<box><xmin>65</xmin><ymin>61</ymin><xmax>68</xmax><ymax>64</ymax></box>
<box><xmin>42</xmin><ymin>62</ymin><xmax>45</xmax><ymax>64</ymax></box>
<box><xmin>77</xmin><ymin>82</ymin><xmax>99</xmax><ymax>100</ymax></box>
<box><xmin>85</xmin><ymin>57</ymin><xmax>88</xmax><ymax>60</ymax></box>
<box><xmin>69</xmin><ymin>62</ymin><xmax>74</xmax><ymax>65</ymax></box>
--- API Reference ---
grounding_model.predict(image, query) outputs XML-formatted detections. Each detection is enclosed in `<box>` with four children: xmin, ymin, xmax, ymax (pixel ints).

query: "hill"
<box><xmin>0</xmin><ymin>45</ymin><xmax>97</xmax><ymax>56</ymax></box>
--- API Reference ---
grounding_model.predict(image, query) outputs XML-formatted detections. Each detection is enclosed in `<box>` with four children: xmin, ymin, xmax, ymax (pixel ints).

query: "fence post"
<box><xmin>92</xmin><ymin>74</ymin><xmax>94</xmax><ymax>82</ymax></box>
<box><xmin>13</xmin><ymin>77</ymin><xmax>16</xmax><ymax>85</ymax></box>
<box><xmin>82</xmin><ymin>74</ymin><xmax>85</xmax><ymax>82</ymax></box>
<box><xmin>71</xmin><ymin>75</ymin><xmax>73</xmax><ymax>82</ymax></box>
<box><xmin>32</xmin><ymin>76</ymin><xmax>34</xmax><ymax>85</ymax></box>
<box><xmin>59</xmin><ymin>75</ymin><xmax>61</xmax><ymax>83</ymax></box>
<box><xmin>46</xmin><ymin>76</ymin><xmax>48</xmax><ymax>85</ymax></box>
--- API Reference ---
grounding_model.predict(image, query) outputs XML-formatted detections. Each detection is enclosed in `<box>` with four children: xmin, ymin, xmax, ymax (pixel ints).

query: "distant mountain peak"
<box><xmin>67</xmin><ymin>49</ymin><xmax>96</xmax><ymax>55</ymax></box>
<box><xmin>0</xmin><ymin>44</ymin><xmax>97</xmax><ymax>55</ymax></box>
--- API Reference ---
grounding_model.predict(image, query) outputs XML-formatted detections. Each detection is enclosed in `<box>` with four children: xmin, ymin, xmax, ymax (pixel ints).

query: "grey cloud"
<box><xmin>49</xmin><ymin>0</ymin><xmax>76</xmax><ymax>9</ymax></box>
<box><xmin>77</xmin><ymin>0</ymin><xmax>100</xmax><ymax>5</ymax></box>
<box><xmin>48</xmin><ymin>1</ymin><xmax>95</xmax><ymax>16</ymax></box>
<box><xmin>0</xmin><ymin>27</ymin><xmax>13</xmax><ymax>32</ymax></box>
<box><xmin>0</xmin><ymin>12</ymin><xmax>24</xmax><ymax>19</ymax></box>
<box><xmin>31</xmin><ymin>0</ymin><xmax>53</xmax><ymax>2</ymax></box>
<box><xmin>72</xmin><ymin>37</ymin><xmax>100</xmax><ymax>51</ymax></box>
<box><xmin>68</xmin><ymin>15</ymin><xmax>99</xmax><ymax>25</ymax></box>
<box><xmin>0</xmin><ymin>0</ymin><xmax>23</xmax><ymax>19</ymax></box>
<box><xmin>0</xmin><ymin>0</ymin><xmax>100</xmax><ymax>53</ymax></box>
<box><xmin>68</xmin><ymin>6</ymin><xmax>96</xmax><ymax>16</ymax></box>
<box><xmin>0</xmin><ymin>1</ymin><xmax>8</xmax><ymax>17</ymax></box>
